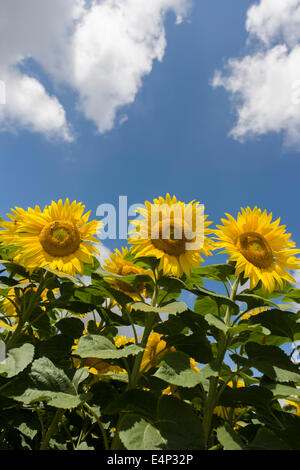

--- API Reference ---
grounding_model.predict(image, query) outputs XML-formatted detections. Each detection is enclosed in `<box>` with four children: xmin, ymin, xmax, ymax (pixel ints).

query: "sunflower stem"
<box><xmin>40</xmin><ymin>408</ymin><xmax>65</xmax><ymax>450</ymax></box>
<box><xmin>202</xmin><ymin>274</ymin><xmax>241</xmax><ymax>449</ymax></box>
<box><xmin>6</xmin><ymin>274</ymin><xmax>46</xmax><ymax>349</ymax></box>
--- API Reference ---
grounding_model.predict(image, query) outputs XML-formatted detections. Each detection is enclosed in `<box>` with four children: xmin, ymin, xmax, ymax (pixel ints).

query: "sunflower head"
<box><xmin>128</xmin><ymin>194</ymin><xmax>214</xmax><ymax>278</ymax></box>
<box><xmin>140</xmin><ymin>331</ymin><xmax>175</xmax><ymax>372</ymax></box>
<box><xmin>103</xmin><ymin>247</ymin><xmax>152</xmax><ymax>300</ymax></box>
<box><xmin>215</xmin><ymin>207</ymin><xmax>300</xmax><ymax>293</ymax></box>
<box><xmin>0</xmin><ymin>199</ymin><xmax>101</xmax><ymax>277</ymax></box>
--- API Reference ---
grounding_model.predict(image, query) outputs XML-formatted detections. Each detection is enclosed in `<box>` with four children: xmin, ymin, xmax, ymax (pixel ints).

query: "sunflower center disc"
<box><xmin>39</xmin><ymin>220</ymin><xmax>81</xmax><ymax>257</ymax></box>
<box><xmin>238</xmin><ymin>232</ymin><xmax>273</xmax><ymax>269</ymax></box>
<box><xmin>151</xmin><ymin>219</ymin><xmax>188</xmax><ymax>256</ymax></box>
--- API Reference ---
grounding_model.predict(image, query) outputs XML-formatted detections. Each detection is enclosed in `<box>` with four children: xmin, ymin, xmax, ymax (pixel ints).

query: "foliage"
<box><xmin>0</xmin><ymin>203</ymin><xmax>300</xmax><ymax>451</ymax></box>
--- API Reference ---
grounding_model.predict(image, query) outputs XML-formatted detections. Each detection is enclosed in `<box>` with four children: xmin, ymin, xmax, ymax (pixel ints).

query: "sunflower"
<box><xmin>140</xmin><ymin>332</ymin><xmax>174</xmax><ymax>373</ymax></box>
<box><xmin>215</xmin><ymin>207</ymin><xmax>300</xmax><ymax>293</ymax></box>
<box><xmin>0</xmin><ymin>199</ymin><xmax>101</xmax><ymax>277</ymax></box>
<box><xmin>103</xmin><ymin>247</ymin><xmax>152</xmax><ymax>300</ymax></box>
<box><xmin>128</xmin><ymin>194</ymin><xmax>214</xmax><ymax>278</ymax></box>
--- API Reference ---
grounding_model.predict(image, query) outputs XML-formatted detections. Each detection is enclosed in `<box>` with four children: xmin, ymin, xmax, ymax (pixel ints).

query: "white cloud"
<box><xmin>246</xmin><ymin>0</ymin><xmax>300</xmax><ymax>47</ymax></box>
<box><xmin>70</xmin><ymin>0</ymin><xmax>192</xmax><ymax>133</ymax></box>
<box><xmin>0</xmin><ymin>0</ymin><xmax>192</xmax><ymax>140</ymax></box>
<box><xmin>0</xmin><ymin>70</ymin><xmax>73</xmax><ymax>141</ymax></box>
<box><xmin>212</xmin><ymin>0</ymin><xmax>300</xmax><ymax>148</ymax></box>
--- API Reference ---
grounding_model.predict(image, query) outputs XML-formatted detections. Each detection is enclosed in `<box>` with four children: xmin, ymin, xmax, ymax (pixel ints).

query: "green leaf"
<box><xmin>131</xmin><ymin>301</ymin><xmax>188</xmax><ymax>316</ymax></box>
<box><xmin>248</xmin><ymin>427</ymin><xmax>291</xmax><ymax>450</ymax></box>
<box><xmin>205</xmin><ymin>314</ymin><xmax>228</xmax><ymax>333</ymax></box>
<box><xmin>91</xmin><ymin>275</ymin><xmax>135</xmax><ymax>306</ymax></box>
<box><xmin>263</xmin><ymin>382</ymin><xmax>300</xmax><ymax>398</ymax></box>
<box><xmin>95</xmin><ymin>266</ymin><xmax>153</xmax><ymax>287</ymax></box>
<box><xmin>89</xmin><ymin>381</ymin><xmax>119</xmax><ymax>410</ymax></box>
<box><xmin>119</xmin><ymin>414</ymin><xmax>166</xmax><ymax>450</ymax></box>
<box><xmin>103</xmin><ymin>389</ymin><xmax>157</xmax><ymax>418</ymax></box>
<box><xmin>36</xmin><ymin>334</ymin><xmax>74</xmax><ymax>361</ymax></box>
<box><xmin>43</xmin><ymin>267</ymin><xmax>79</xmax><ymax>284</ymax></box>
<box><xmin>235</xmin><ymin>293</ymin><xmax>280</xmax><ymax>311</ymax></box>
<box><xmin>189</xmin><ymin>264</ymin><xmax>235</xmax><ymax>282</ymax></box>
<box><xmin>282</xmin><ymin>286</ymin><xmax>300</xmax><ymax>304</ymax></box>
<box><xmin>217</xmin><ymin>424</ymin><xmax>244</xmax><ymax>450</ymax></box>
<box><xmin>75</xmin><ymin>334</ymin><xmax>143</xmax><ymax>360</ymax></box>
<box><xmin>194</xmin><ymin>296</ymin><xmax>220</xmax><ymax>316</ymax></box>
<box><xmin>157</xmin><ymin>277</ymin><xmax>182</xmax><ymax>305</ymax></box>
<box><xmin>154</xmin><ymin>351</ymin><xmax>203</xmax><ymax>388</ymax></box>
<box><xmin>218</xmin><ymin>385</ymin><xmax>273</xmax><ymax>410</ymax></box>
<box><xmin>72</xmin><ymin>368</ymin><xmax>89</xmax><ymax>390</ymax></box>
<box><xmin>134</xmin><ymin>256</ymin><xmax>160</xmax><ymax>271</ymax></box>
<box><xmin>164</xmin><ymin>332</ymin><xmax>212</xmax><ymax>364</ymax></box>
<box><xmin>0</xmin><ymin>344</ymin><xmax>35</xmax><ymax>378</ymax></box>
<box><xmin>245</xmin><ymin>342</ymin><xmax>300</xmax><ymax>383</ymax></box>
<box><xmin>190</xmin><ymin>286</ymin><xmax>239</xmax><ymax>316</ymax></box>
<box><xmin>55</xmin><ymin>317</ymin><xmax>85</xmax><ymax>339</ymax></box>
<box><xmin>157</xmin><ymin>395</ymin><xmax>205</xmax><ymax>449</ymax></box>
<box><xmin>247</xmin><ymin>309</ymin><xmax>300</xmax><ymax>341</ymax></box>
<box><xmin>5</xmin><ymin>357</ymin><xmax>85</xmax><ymax>408</ymax></box>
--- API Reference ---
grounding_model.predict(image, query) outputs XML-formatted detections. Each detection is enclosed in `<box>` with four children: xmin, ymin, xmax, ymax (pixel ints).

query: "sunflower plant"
<box><xmin>0</xmin><ymin>197</ymin><xmax>300</xmax><ymax>451</ymax></box>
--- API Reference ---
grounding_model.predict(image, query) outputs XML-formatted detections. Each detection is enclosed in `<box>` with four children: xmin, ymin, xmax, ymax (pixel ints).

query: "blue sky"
<box><xmin>1</xmin><ymin>0</ymin><xmax>300</xmax><ymax>262</ymax></box>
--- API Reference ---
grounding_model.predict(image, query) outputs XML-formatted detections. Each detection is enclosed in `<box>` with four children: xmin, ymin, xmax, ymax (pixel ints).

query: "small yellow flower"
<box><xmin>103</xmin><ymin>247</ymin><xmax>152</xmax><ymax>300</ymax></box>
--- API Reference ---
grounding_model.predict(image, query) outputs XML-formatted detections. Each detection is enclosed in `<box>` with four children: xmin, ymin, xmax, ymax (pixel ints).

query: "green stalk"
<box><xmin>202</xmin><ymin>274</ymin><xmax>241</xmax><ymax>448</ymax></box>
<box><xmin>6</xmin><ymin>275</ymin><xmax>46</xmax><ymax>349</ymax></box>
<box><xmin>129</xmin><ymin>283</ymin><xmax>159</xmax><ymax>389</ymax></box>
<box><xmin>111</xmin><ymin>281</ymin><xmax>160</xmax><ymax>450</ymax></box>
<box><xmin>84</xmin><ymin>403</ymin><xmax>109</xmax><ymax>450</ymax></box>
<box><xmin>40</xmin><ymin>409</ymin><xmax>65</xmax><ymax>450</ymax></box>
